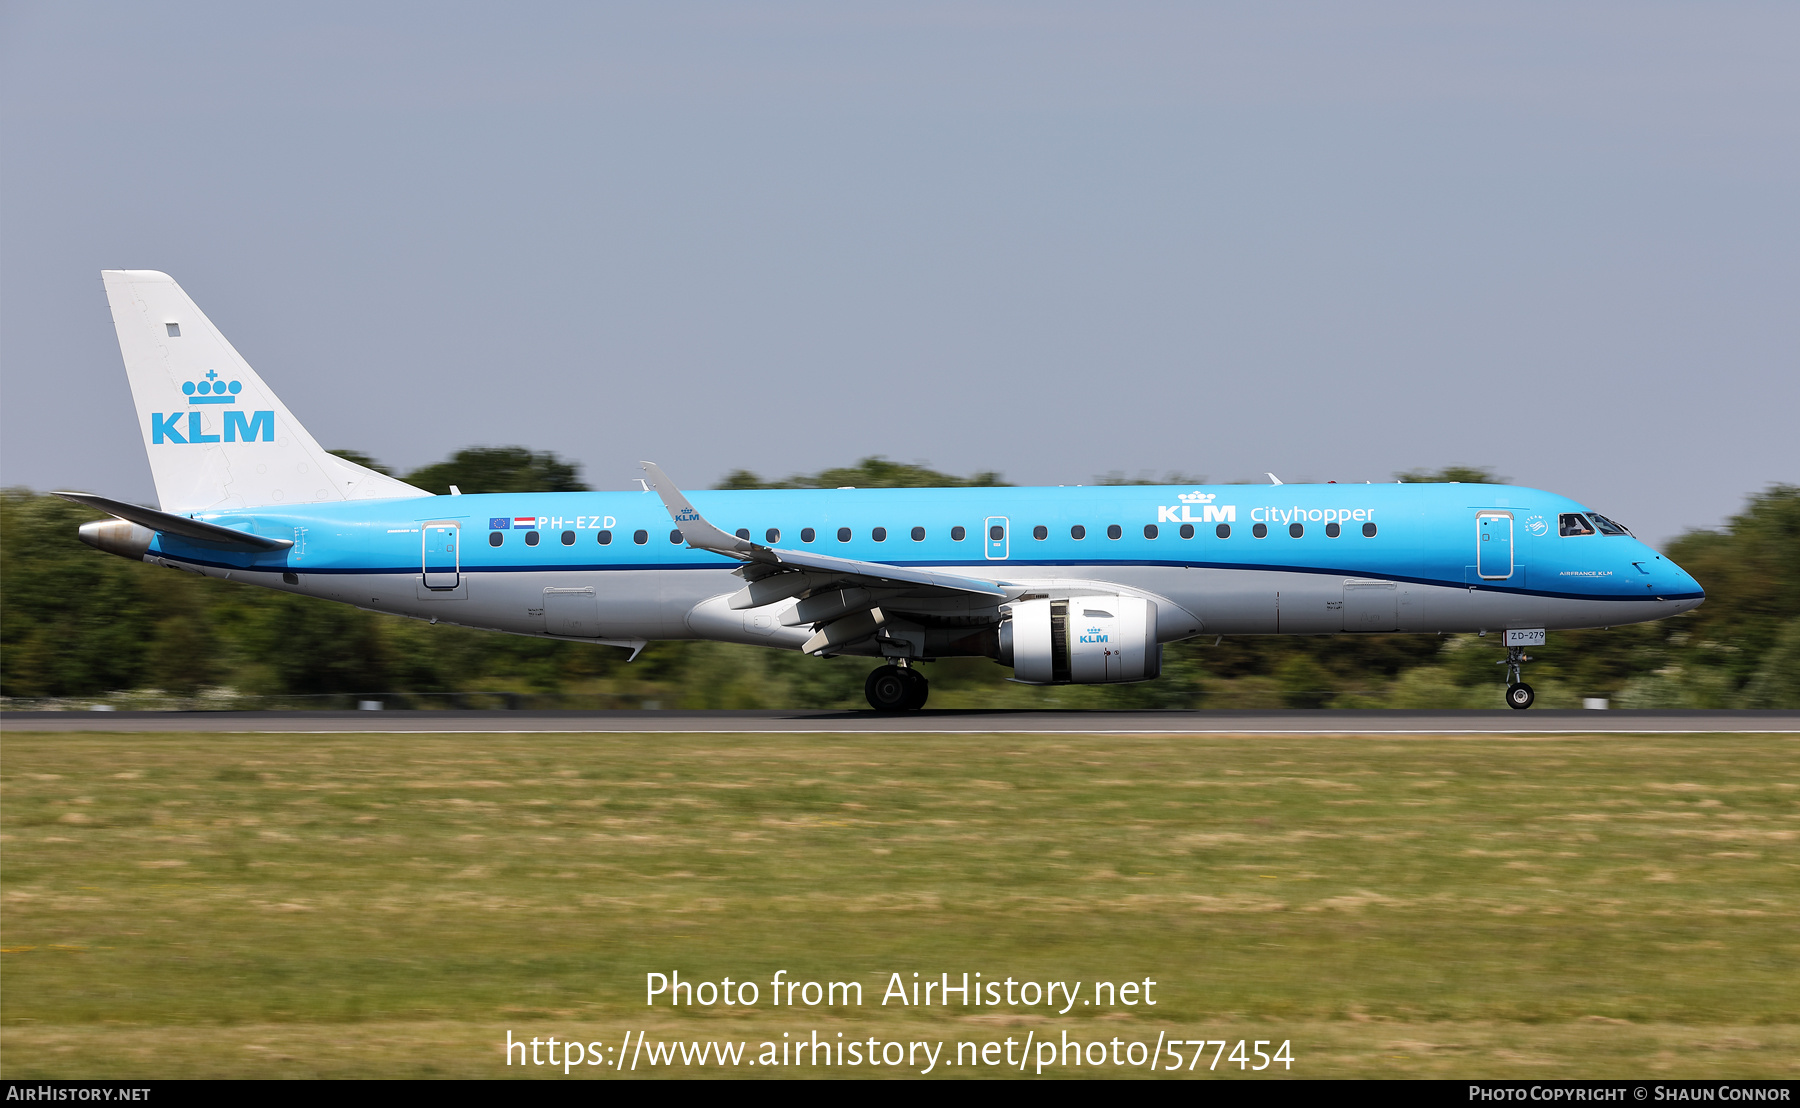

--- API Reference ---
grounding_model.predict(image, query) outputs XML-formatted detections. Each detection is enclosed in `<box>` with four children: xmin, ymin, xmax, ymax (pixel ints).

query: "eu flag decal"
<box><xmin>488</xmin><ymin>517</ymin><xmax>510</xmax><ymax>529</ymax></box>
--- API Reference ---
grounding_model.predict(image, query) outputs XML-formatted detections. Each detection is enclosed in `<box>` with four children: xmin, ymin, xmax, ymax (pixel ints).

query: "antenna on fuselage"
<box><xmin>1266</xmin><ymin>473</ymin><xmax>1283</xmax><ymax>486</ymax></box>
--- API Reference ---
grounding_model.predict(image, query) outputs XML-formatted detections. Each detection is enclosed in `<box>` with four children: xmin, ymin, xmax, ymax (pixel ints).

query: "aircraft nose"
<box><xmin>1655</xmin><ymin>551</ymin><xmax>1705</xmax><ymax>607</ymax></box>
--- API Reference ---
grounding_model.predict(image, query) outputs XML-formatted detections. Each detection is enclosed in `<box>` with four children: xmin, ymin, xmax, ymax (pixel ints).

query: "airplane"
<box><xmin>61</xmin><ymin>270</ymin><xmax>1706</xmax><ymax>711</ymax></box>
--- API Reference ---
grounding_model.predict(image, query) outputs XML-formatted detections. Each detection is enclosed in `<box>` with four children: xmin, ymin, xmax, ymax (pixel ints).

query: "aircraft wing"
<box><xmin>640</xmin><ymin>462</ymin><xmax>1008</xmax><ymax>654</ymax></box>
<box><xmin>639</xmin><ymin>461</ymin><xmax>1006</xmax><ymax>598</ymax></box>
<box><xmin>54</xmin><ymin>491</ymin><xmax>295</xmax><ymax>552</ymax></box>
<box><xmin>733</xmin><ymin>543</ymin><xmax>1009</xmax><ymax>597</ymax></box>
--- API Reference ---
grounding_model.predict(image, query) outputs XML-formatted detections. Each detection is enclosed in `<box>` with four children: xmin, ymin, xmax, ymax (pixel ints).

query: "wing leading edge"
<box><xmin>639</xmin><ymin>461</ymin><xmax>1009</xmax><ymax>655</ymax></box>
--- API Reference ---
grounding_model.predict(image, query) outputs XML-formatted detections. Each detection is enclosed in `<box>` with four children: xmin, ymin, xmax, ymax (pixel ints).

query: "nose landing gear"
<box><xmin>865</xmin><ymin>663</ymin><xmax>929</xmax><ymax>711</ymax></box>
<box><xmin>1500</xmin><ymin>646</ymin><xmax>1534</xmax><ymax>710</ymax></box>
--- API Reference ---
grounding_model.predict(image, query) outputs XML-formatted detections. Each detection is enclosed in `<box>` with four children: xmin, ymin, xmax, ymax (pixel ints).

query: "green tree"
<box><xmin>717</xmin><ymin>456</ymin><xmax>1007</xmax><ymax>490</ymax></box>
<box><xmin>1095</xmin><ymin>471</ymin><xmax>1207</xmax><ymax>486</ymax></box>
<box><xmin>1396</xmin><ymin>465</ymin><xmax>1505</xmax><ymax>484</ymax></box>
<box><xmin>1275</xmin><ymin>654</ymin><xmax>1336</xmax><ymax>709</ymax></box>
<box><xmin>1740</xmin><ymin>618</ymin><xmax>1800</xmax><ymax>708</ymax></box>
<box><xmin>325</xmin><ymin>449</ymin><xmax>393</xmax><ymax>476</ymax></box>
<box><xmin>1656</xmin><ymin>485</ymin><xmax>1800</xmax><ymax>693</ymax></box>
<box><xmin>1</xmin><ymin>490</ymin><xmax>166</xmax><ymax>696</ymax></box>
<box><xmin>403</xmin><ymin>447</ymin><xmax>589</xmax><ymax>496</ymax></box>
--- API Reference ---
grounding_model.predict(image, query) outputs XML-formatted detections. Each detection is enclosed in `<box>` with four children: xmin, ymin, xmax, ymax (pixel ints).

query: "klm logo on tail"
<box><xmin>151</xmin><ymin>373</ymin><xmax>273</xmax><ymax>444</ymax></box>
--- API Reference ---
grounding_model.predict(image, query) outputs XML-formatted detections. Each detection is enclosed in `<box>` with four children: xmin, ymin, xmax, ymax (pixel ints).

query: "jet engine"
<box><xmin>999</xmin><ymin>596</ymin><xmax>1160</xmax><ymax>684</ymax></box>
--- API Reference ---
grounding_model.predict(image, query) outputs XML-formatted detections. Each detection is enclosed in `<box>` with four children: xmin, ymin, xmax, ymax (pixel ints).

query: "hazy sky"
<box><xmin>3</xmin><ymin>2</ymin><xmax>1795</xmax><ymax>545</ymax></box>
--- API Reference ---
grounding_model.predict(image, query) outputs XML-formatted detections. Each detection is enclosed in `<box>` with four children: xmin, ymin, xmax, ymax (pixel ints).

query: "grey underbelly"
<box><xmin>212</xmin><ymin>562</ymin><xmax>1686</xmax><ymax>646</ymax></box>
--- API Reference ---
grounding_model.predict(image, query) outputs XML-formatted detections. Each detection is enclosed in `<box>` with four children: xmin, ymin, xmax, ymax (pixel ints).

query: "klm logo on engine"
<box><xmin>1078</xmin><ymin>626</ymin><xmax>1110</xmax><ymax>644</ymax></box>
<box><xmin>1157</xmin><ymin>490</ymin><xmax>1236</xmax><ymax>524</ymax></box>
<box><xmin>150</xmin><ymin>372</ymin><xmax>273</xmax><ymax>444</ymax></box>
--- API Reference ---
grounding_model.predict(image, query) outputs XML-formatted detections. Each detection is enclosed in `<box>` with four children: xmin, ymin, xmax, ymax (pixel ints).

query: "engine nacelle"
<box><xmin>999</xmin><ymin>596</ymin><xmax>1160</xmax><ymax>684</ymax></box>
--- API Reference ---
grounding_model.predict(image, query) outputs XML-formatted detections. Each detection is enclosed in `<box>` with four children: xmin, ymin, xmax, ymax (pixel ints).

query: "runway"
<box><xmin>3</xmin><ymin>708</ymin><xmax>1795</xmax><ymax>734</ymax></box>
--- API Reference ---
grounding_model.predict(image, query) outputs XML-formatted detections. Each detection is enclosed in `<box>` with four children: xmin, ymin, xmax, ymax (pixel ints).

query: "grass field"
<box><xmin>2</xmin><ymin>729</ymin><xmax>1795</xmax><ymax>1079</ymax></box>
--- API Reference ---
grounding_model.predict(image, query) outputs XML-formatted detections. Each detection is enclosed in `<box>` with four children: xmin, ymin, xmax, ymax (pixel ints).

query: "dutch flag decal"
<box><xmin>512</xmin><ymin>516</ymin><xmax>537</xmax><ymax>529</ymax></box>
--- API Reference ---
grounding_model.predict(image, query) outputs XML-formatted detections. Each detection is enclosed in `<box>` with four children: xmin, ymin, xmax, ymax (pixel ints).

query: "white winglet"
<box><xmin>1266</xmin><ymin>472</ymin><xmax>1284</xmax><ymax>486</ymax></box>
<box><xmin>639</xmin><ymin>461</ymin><xmax>753</xmax><ymax>556</ymax></box>
<box><xmin>637</xmin><ymin>461</ymin><xmax>1010</xmax><ymax>601</ymax></box>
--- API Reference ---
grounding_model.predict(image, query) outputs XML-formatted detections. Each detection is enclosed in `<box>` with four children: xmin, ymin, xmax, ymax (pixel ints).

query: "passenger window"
<box><xmin>525</xmin><ymin>531</ymin><xmax>541</xmax><ymax>547</ymax></box>
<box><xmin>1179</xmin><ymin>523</ymin><xmax>1194</xmax><ymax>539</ymax></box>
<box><xmin>1289</xmin><ymin>523</ymin><xmax>1304</xmax><ymax>538</ymax></box>
<box><xmin>951</xmin><ymin>525</ymin><xmax>966</xmax><ymax>541</ymax></box>
<box><xmin>1216</xmin><ymin>523</ymin><xmax>1230</xmax><ymax>539</ymax></box>
<box><xmin>1252</xmin><ymin>523</ymin><xmax>1268</xmax><ymax>539</ymax></box>
<box><xmin>561</xmin><ymin>530</ymin><xmax>575</xmax><ymax>545</ymax></box>
<box><xmin>989</xmin><ymin>524</ymin><xmax>1004</xmax><ymax>541</ymax></box>
<box><xmin>1559</xmin><ymin>513</ymin><xmax>1595</xmax><ymax>537</ymax></box>
<box><xmin>1106</xmin><ymin>524</ymin><xmax>1122</xmax><ymax>540</ymax></box>
<box><xmin>735</xmin><ymin>528</ymin><xmax>750</xmax><ymax>540</ymax></box>
<box><xmin>911</xmin><ymin>526</ymin><xmax>925</xmax><ymax>541</ymax></box>
<box><xmin>597</xmin><ymin>529</ymin><xmax>612</xmax><ymax>545</ymax></box>
<box><xmin>766</xmin><ymin>528</ymin><xmax>781</xmax><ymax>543</ymax></box>
<box><xmin>669</xmin><ymin>529</ymin><xmax>684</xmax><ymax>544</ymax></box>
<box><xmin>489</xmin><ymin>531</ymin><xmax>504</xmax><ymax>547</ymax></box>
<box><xmin>633</xmin><ymin>530</ymin><xmax>648</xmax><ymax>545</ymax></box>
<box><xmin>1362</xmin><ymin>522</ymin><xmax>1377</xmax><ymax>538</ymax></box>
<box><xmin>872</xmin><ymin>527</ymin><xmax>887</xmax><ymax>542</ymax></box>
<box><xmin>1325</xmin><ymin>522</ymin><xmax>1340</xmax><ymax>538</ymax></box>
<box><xmin>1144</xmin><ymin>524</ymin><xmax>1158</xmax><ymax>539</ymax></box>
<box><xmin>1032</xmin><ymin>525</ymin><xmax>1048</xmax><ymax>540</ymax></box>
<box><xmin>1071</xmin><ymin>524</ymin><xmax>1086</xmax><ymax>540</ymax></box>
<box><xmin>801</xmin><ymin>527</ymin><xmax>816</xmax><ymax>543</ymax></box>
<box><xmin>1589</xmin><ymin>513</ymin><xmax>1631</xmax><ymax>536</ymax></box>
<box><xmin>837</xmin><ymin>527</ymin><xmax>852</xmax><ymax>542</ymax></box>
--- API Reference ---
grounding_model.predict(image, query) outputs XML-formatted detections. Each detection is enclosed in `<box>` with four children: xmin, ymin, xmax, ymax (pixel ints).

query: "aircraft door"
<box><xmin>1476</xmin><ymin>512</ymin><xmax>1514</xmax><ymax>580</ymax></box>
<box><xmin>422</xmin><ymin>522</ymin><xmax>460</xmax><ymax>589</ymax></box>
<box><xmin>1343</xmin><ymin>581</ymin><xmax>1398</xmax><ymax>631</ymax></box>
<box><xmin>544</xmin><ymin>587</ymin><xmax>601</xmax><ymax>637</ymax></box>
<box><xmin>985</xmin><ymin>516</ymin><xmax>1009</xmax><ymax>560</ymax></box>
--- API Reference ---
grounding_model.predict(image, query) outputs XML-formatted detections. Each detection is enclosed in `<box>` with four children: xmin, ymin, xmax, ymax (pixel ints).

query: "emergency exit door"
<box><xmin>985</xmin><ymin>516</ymin><xmax>1009</xmax><ymax>560</ymax></box>
<box><xmin>422</xmin><ymin>522</ymin><xmax>460</xmax><ymax>589</ymax></box>
<box><xmin>1476</xmin><ymin>512</ymin><xmax>1513</xmax><ymax>580</ymax></box>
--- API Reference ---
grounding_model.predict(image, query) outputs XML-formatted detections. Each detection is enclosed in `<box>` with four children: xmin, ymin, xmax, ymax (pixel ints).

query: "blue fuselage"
<box><xmin>140</xmin><ymin>482</ymin><xmax>1701</xmax><ymax>653</ymax></box>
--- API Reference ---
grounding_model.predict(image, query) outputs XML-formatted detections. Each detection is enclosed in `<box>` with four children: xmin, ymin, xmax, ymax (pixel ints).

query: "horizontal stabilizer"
<box><xmin>54</xmin><ymin>491</ymin><xmax>293</xmax><ymax>551</ymax></box>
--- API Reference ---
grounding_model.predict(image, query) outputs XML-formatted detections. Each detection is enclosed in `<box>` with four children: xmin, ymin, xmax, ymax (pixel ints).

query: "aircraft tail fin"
<box><xmin>101</xmin><ymin>270</ymin><xmax>428</xmax><ymax>513</ymax></box>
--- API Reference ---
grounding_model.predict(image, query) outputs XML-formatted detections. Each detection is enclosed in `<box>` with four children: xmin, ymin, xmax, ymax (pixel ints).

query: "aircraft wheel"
<box><xmin>1506</xmin><ymin>682</ymin><xmax>1535</xmax><ymax>710</ymax></box>
<box><xmin>901</xmin><ymin>668</ymin><xmax>930</xmax><ymax>711</ymax></box>
<box><xmin>865</xmin><ymin>666</ymin><xmax>912</xmax><ymax>711</ymax></box>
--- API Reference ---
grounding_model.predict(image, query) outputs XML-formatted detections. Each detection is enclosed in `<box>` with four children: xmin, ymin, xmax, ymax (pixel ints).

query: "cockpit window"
<box><xmin>1559</xmin><ymin>513</ymin><xmax>1595</xmax><ymax>537</ymax></box>
<box><xmin>1588</xmin><ymin>513</ymin><xmax>1631</xmax><ymax>536</ymax></box>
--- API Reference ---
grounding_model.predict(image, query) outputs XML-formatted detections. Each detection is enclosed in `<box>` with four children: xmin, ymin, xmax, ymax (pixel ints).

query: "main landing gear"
<box><xmin>1500</xmin><ymin>646</ymin><xmax>1534</xmax><ymax>710</ymax></box>
<box><xmin>865</xmin><ymin>664</ymin><xmax>929</xmax><ymax>711</ymax></box>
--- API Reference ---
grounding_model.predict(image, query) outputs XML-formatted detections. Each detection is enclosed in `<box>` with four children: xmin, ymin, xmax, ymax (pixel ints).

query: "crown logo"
<box><xmin>1176</xmin><ymin>491</ymin><xmax>1216</xmax><ymax>504</ymax></box>
<box><xmin>183</xmin><ymin>369</ymin><xmax>241</xmax><ymax>405</ymax></box>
